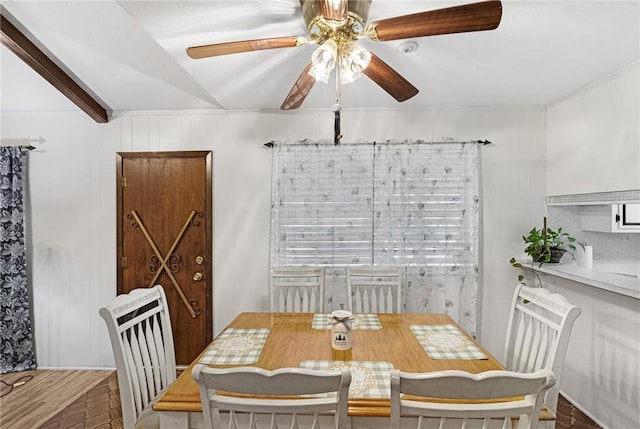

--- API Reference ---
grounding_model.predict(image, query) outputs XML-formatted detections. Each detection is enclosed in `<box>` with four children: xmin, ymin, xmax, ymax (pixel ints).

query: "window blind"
<box><xmin>271</xmin><ymin>142</ymin><xmax>478</xmax><ymax>272</ymax></box>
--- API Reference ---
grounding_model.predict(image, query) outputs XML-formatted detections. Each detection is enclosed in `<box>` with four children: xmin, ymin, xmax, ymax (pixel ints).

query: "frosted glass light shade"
<box><xmin>339</xmin><ymin>42</ymin><xmax>371</xmax><ymax>84</ymax></box>
<box><xmin>308</xmin><ymin>40</ymin><xmax>371</xmax><ymax>85</ymax></box>
<box><xmin>309</xmin><ymin>39</ymin><xmax>338</xmax><ymax>83</ymax></box>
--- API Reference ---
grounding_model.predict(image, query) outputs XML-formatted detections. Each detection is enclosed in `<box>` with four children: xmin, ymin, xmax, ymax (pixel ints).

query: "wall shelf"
<box><xmin>517</xmin><ymin>260</ymin><xmax>640</xmax><ymax>300</ymax></box>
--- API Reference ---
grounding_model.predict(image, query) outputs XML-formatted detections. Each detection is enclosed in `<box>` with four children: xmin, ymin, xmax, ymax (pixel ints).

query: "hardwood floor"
<box><xmin>0</xmin><ymin>369</ymin><xmax>110</xmax><ymax>429</ymax></box>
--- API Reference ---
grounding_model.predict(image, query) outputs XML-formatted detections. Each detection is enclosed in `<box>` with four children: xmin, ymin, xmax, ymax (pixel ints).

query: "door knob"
<box><xmin>192</xmin><ymin>272</ymin><xmax>203</xmax><ymax>281</ymax></box>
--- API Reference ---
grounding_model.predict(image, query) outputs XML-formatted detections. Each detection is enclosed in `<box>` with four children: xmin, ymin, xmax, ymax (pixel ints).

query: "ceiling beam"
<box><xmin>1</xmin><ymin>13</ymin><xmax>109</xmax><ymax>123</ymax></box>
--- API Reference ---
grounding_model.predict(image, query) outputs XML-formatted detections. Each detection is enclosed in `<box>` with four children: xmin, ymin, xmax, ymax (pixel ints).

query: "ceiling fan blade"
<box><xmin>281</xmin><ymin>63</ymin><xmax>317</xmax><ymax>110</ymax></box>
<box><xmin>362</xmin><ymin>53</ymin><xmax>419</xmax><ymax>102</ymax></box>
<box><xmin>187</xmin><ymin>36</ymin><xmax>305</xmax><ymax>59</ymax></box>
<box><xmin>367</xmin><ymin>0</ymin><xmax>502</xmax><ymax>42</ymax></box>
<box><xmin>319</xmin><ymin>0</ymin><xmax>348</xmax><ymax>22</ymax></box>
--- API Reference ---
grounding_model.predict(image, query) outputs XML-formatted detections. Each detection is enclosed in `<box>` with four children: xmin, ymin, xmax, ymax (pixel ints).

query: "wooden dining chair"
<box><xmin>390</xmin><ymin>368</ymin><xmax>556</xmax><ymax>429</ymax></box>
<box><xmin>192</xmin><ymin>364</ymin><xmax>351</xmax><ymax>429</ymax></box>
<box><xmin>99</xmin><ymin>285</ymin><xmax>177</xmax><ymax>429</ymax></box>
<box><xmin>269</xmin><ymin>266</ymin><xmax>326</xmax><ymax>313</ymax></box>
<box><xmin>504</xmin><ymin>284</ymin><xmax>581</xmax><ymax>425</ymax></box>
<box><xmin>346</xmin><ymin>265</ymin><xmax>402</xmax><ymax>313</ymax></box>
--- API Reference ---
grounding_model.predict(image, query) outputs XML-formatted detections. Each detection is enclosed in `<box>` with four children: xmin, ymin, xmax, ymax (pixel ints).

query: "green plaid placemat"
<box><xmin>199</xmin><ymin>328</ymin><xmax>270</xmax><ymax>365</ymax></box>
<box><xmin>300</xmin><ymin>360</ymin><xmax>393</xmax><ymax>398</ymax></box>
<box><xmin>411</xmin><ymin>324</ymin><xmax>488</xmax><ymax>360</ymax></box>
<box><xmin>312</xmin><ymin>313</ymin><xmax>382</xmax><ymax>330</ymax></box>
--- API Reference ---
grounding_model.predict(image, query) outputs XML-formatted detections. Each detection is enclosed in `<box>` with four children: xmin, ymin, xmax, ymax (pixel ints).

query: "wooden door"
<box><xmin>116</xmin><ymin>151</ymin><xmax>212</xmax><ymax>365</ymax></box>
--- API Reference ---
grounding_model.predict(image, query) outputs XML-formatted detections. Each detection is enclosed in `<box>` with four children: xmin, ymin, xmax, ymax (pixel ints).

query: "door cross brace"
<box><xmin>130</xmin><ymin>210</ymin><xmax>198</xmax><ymax>318</ymax></box>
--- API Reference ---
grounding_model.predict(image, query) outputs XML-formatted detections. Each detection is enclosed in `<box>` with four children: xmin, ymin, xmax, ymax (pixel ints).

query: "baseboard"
<box><xmin>560</xmin><ymin>389</ymin><xmax>608</xmax><ymax>429</ymax></box>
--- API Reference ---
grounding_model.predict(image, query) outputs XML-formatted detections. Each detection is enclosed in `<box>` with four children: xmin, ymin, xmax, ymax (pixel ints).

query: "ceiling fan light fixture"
<box><xmin>309</xmin><ymin>39</ymin><xmax>338</xmax><ymax>83</ymax></box>
<box><xmin>309</xmin><ymin>39</ymin><xmax>372</xmax><ymax>85</ymax></box>
<box><xmin>339</xmin><ymin>42</ymin><xmax>371</xmax><ymax>84</ymax></box>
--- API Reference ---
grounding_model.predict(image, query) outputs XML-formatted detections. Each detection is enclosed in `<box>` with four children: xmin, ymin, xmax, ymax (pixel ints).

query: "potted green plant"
<box><xmin>509</xmin><ymin>217</ymin><xmax>583</xmax><ymax>285</ymax></box>
<box><xmin>522</xmin><ymin>226</ymin><xmax>578</xmax><ymax>264</ymax></box>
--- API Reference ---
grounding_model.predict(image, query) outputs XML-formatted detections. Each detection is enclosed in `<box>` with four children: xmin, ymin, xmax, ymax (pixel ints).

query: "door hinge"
<box><xmin>121</xmin><ymin>256</ymin><xmax>128</xmax><ymax>268</ymax></box>
<box><xmin>121</xmin><ymin>177</ymin><xmax>127</xmax><ymax>188</ymax></box>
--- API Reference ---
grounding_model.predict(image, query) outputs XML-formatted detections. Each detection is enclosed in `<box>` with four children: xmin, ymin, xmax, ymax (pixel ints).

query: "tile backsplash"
<box><xmin>547</xmin><ymin>206</ymin><xmax>640</xmax><ymax>278</ymax></box>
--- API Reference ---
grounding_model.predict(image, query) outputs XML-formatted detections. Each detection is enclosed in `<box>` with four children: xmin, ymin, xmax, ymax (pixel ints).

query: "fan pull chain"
<box><xmin>334</xmin><ymin>108</ymin><xmax>341</xmax><ymax>145</ymax></box>
<box><xmin>333</xmin><ymin>56</ymin><xmax>342</xmax><ymax>145</ymax></box>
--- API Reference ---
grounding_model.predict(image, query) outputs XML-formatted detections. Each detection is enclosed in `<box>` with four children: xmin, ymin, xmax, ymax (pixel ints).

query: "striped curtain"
<box><xmin>270</xmin><ymin>140</ymin><xmax>481</xmax><ymax>336</ymax></box>
<box><xmin>0</xmin><ymin>146</ymin><xmax>36</xmax><ymax>373</ymax></box>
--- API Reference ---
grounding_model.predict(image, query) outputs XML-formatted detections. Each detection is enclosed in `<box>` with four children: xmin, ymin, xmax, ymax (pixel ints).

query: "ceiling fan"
<box><xmin>186</xmin><ymin>0</ymin><xmax>502</xmax><ymax>111</ymax></box>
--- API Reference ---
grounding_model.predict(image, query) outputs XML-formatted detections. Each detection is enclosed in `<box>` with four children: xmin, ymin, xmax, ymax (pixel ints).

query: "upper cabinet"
<box><xmin>546</xmin><ymin>62</ymin><xmax>640</xmax><ymax>198</ymax></box>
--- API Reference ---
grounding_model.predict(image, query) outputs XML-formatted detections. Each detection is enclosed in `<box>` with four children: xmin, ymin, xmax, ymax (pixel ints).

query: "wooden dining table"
<box><xmin>154</xmin><ymin>312</ymin><xmax>504</xmax><ymax>428</ymax></box>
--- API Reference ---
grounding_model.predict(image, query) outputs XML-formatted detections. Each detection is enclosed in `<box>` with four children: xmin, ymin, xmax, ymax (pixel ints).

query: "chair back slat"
<box><xmin>192</xmin><ymin>365</ymin><xmax>351</xmax><ymax>429</ymax></box>
<box><xmin>346</xmin><ymin>266</ymin><xmax>402</xmax><ymax>313</ymax></box>
<box><xmin>151</xmin><ymin>319</ymin><xmax>167</xmax><ymax>387</ymax></box>
<box><xmin>504</xmin><ymin>284</ymin><xmax>581</xmax><ymax>416</ymax></box>
<box><xmin>270</xmin><ymin>266</ymin><xmax>325</xmax><ymax>313</ymax></box>
<box><xmin>278</xmin><ymin>288</ymin><xmax>286</xmax><ymax>312</ymax></box>
<box><xmin>292</xmin><ymin>287</ymin><xmax>301</xmax><ymax>312</ymax></box>
<box><xmin>134</xmin><ymin>326</ymin><xmax>153</xmax><ymax>406</ymax></box>
<box><xmin>533</xmin><ymin>324</ymin><xmax>549</xmax><ymax>371</ymax></box>
<box><xmin>355</xmin><ymin>288</ymin><xmax>363</xmax><ymax>313</ymax></box>
<box><xmin>391</xmin><ymin>369</ymin><xmax>555</xmax><ymax>429</ymax></box>
<box><xmin>384</xmin><ymin>286</ymin><xmax>394</xmax><ymax>313</ymax></box>
<box><xmin>145</xmin><ymin>318</ymin><xmax>163</xmax><ymax>392</ymax></box>
<box><xmin>100</xmin><ymin>285</ymin><xmax>177</xmax><ymax>429</ymax></box>
<box><xmin>122</xmin><ymin>339</ymin><xmax>144</xmax><ymax>416</ymax></box>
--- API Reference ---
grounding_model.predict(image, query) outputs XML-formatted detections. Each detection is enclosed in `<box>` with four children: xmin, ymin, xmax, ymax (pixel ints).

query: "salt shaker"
<box><xmin>330</xmin><ymin>310</ymin><xmax>354</xmax><ymax>350</ymax></box>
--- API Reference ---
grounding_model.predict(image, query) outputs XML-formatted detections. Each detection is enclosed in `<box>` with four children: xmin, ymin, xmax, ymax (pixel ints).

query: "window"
<box><xmin>271</xmin><ymin>140</ymin><xmax>482</xmax><ymax>335</ymax></box>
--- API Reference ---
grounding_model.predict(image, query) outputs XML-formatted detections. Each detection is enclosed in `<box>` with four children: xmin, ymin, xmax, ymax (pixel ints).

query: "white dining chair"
<box><xmin>192</xmin><ymin>364</ymin><xmax>351</xmax><ymax>429</ymax></box>
<box><xmin>346</xmin><ymin>265</ymin><xmax>402</xmax><ymax>313</ymax></box>
<box><xmin>99</xmin><ymin>285</ymin><xmax>177</xmax><ymax>429</ymax></box>
<box><xmin>390</xmin><ymin>368</ymin><xmax>556</xmax><ymax>429</ymax></box>
<box><xmin>504</xmin><ymin>284</ymin><xmax>581</xmax><ymax>425</ymax></box>
<box><xmin>270</xmin><ymin>266</ymin><xmax>326</xmax><ymax>313</ymax></box>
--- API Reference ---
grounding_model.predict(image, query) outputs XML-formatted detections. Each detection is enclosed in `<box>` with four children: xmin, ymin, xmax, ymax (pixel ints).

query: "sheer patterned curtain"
<box><xmin>271</xmin><ymin>140</ymin><xmax>481</xmax><ymax>335</ymax></box>
<box><xmin>0</xmin><ymin>146</ymin><xmax>36</xmax><ymax>373</ymax></box>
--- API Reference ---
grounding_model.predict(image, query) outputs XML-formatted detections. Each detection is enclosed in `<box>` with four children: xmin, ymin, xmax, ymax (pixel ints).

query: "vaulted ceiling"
<box><xmin>1</xmin><ymin>1</ymin><xmax>638</xmax><ymax>119</ymax></box>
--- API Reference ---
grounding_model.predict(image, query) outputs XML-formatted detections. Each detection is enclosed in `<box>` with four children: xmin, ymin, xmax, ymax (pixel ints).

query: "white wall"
<box><xmin>543</xmin><ymin>63</ymin><xmax>640</xmax><ymax>429</ymax></box>
<box><xmin>1</xmin><ymin>107</ymin><xmax>546</xmax><ymax>373</ymax></box>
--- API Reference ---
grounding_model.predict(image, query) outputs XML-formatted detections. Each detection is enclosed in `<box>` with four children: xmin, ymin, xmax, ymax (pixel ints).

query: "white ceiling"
<box><xmin>1</xmin><ymin>0</ymin><xmax>639</xmax><ymax>115</ymax></box>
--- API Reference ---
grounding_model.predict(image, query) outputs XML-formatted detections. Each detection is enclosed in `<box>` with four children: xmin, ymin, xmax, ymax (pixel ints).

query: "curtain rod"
<box><xmin>264</xmin><ymin>139</ymin><xmax>492</xmax><ymax>148</ymax></box>
<box><xmin>1</xmin><ymin>144</ymin><xmax>36</xmax><ymax>151</ymax></box>
<box><xmin>1</xmin><ymin>137</ymin><xmax>45</xmax><ymax>150</ymax></box>
<box><xmin>0</xmin><ymin>144</ymin><xmax>36</xmax><ymax>151</ymax></box>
